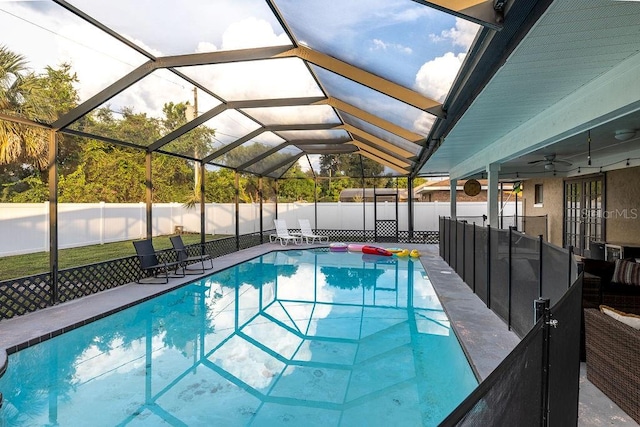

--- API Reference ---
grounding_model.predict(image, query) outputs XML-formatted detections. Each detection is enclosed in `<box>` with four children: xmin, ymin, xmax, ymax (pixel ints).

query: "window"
<box><xmin>534</xmin><ymin>184</ymin><xmax>543</xmax><ymax>205</ymax></box>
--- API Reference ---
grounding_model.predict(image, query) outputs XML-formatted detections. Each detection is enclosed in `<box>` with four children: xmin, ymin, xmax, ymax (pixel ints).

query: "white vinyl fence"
<box><xmin>0</xmin><ymin>201</ymin><xmax>519</xmax><ymax>257</ymax></box>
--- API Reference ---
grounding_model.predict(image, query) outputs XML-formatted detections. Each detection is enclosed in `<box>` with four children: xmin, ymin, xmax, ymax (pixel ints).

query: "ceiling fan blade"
<box><xmin>556</xmin><ymin>160</ymin><xmax>572</xmax><ymax>166</ymax></box>
<box><xmin>527</xmin><ymin>159</ymin><xmax>545</xmax><ymax>164</ymax></box>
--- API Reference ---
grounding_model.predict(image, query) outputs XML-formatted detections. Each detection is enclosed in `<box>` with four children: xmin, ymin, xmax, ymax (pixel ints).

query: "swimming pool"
<box><xmin>0</xmin><ymin>249</ymin><xmax>477</xmax><ymax>426</ymax></box>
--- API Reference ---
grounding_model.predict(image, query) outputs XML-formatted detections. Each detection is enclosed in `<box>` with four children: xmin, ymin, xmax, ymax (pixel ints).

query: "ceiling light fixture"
<box><xmin>614</xmin><ymin>129</ymin><xmax>637</xmax><ymax>141</ymax></box>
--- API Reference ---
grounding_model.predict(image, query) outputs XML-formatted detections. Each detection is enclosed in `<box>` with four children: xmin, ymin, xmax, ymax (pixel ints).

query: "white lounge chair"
<box><xmin>270</xmin><ymin>219</ymin><xmax>302</xmax><ymax>246</ymax></box>
<box><xmin>298</xmin><ymin>219</ymin><xmax>329</xmax><ymax>244</ymax></box>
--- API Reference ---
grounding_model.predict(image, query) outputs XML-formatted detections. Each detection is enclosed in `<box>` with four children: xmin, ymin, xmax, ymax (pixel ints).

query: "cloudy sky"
<box><xmin>0</xmin><ymin>0</ymin><xmax>479</xmax><ymax>173</ymax></box>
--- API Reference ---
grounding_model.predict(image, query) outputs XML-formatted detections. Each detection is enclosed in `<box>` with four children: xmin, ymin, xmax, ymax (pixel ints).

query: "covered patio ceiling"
<box><xmin>422</xmin><ymin>0</ymin><xmax>640</xmax><ymax>181</ymax></box>
<box><xmin>1</xmin><ymin>0</ymin><xmax>523</xmax><ymax>179</ymax></box>
<box><xmin>5</xmin><ymin>1</ymin><xmax>634</xmax><ymax>181</ymax></box>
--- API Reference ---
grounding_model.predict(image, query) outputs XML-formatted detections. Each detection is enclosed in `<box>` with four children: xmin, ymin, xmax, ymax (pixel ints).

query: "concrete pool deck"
<box><xmin>0</xmin><ymin>242</ymin><xmax>636</xmax><ymax>426</ymax></box>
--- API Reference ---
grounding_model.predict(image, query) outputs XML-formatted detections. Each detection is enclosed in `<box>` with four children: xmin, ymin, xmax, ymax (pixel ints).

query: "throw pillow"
<box><xmin>600</xmin><ymin>305</ymin><xmax>640</xmax><ymax>330</ymax></box>
<box><xmin>611</xmin><ymin>258</ymin><xmax>640</xmax><ymax>286</ymax></box>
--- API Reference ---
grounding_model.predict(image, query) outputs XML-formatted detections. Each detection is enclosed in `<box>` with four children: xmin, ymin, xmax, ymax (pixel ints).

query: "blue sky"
<box><xmin>276</xmin><ymin>0</ymin><xmax>478</xmax><ymax>94</ymax></box>
<box><xmin>1</xmin><ymin>0</ymin><xmax>479</xmax><ymax>174</ymax></box>
<box><xmin>1</xmin><ymin>0</ymin><xmax>478</xmax><ymax>113</ymax></box>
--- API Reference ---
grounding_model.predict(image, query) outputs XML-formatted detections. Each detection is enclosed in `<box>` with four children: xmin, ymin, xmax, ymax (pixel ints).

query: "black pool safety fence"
<box><xmin>0</xmin><ymin>228</ymin><xmax>438</xmax><ymax>321</ymax></box>
<box><xmin>455</xmin><ymin>214</ymin><xmax>549</xmax><ymax>241</ymax></box>
<box><xmin>439</xmin><ymin>217</ymin><xmax>578</xmax><ymax>336</ymax></box>
<box><xmin>438</xmin><ymin>217</ymin><xmax>582</xmax><ymax>427</ymax></box>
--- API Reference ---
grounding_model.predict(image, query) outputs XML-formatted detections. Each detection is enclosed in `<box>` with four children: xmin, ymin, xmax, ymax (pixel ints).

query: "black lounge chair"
<box><xmin>170</xmin><ymin>235</ymin><xmax>214</xmax><ymax>274</ymax></box>
<box><xmin>133</xmin><ymin>239</ymin><xmax>184</xmax><ymax>283</ymax></box>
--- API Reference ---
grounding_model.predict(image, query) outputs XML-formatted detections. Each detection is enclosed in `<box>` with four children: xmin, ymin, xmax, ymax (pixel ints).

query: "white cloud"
<box><xmin>196</xmin><ymin>41</ymin><xmax>218</xmax><ymax>53</ymax></box>
<box><xmin>430</xmin><ymin>18</ymin><xmax>479</xmax><ymax>50</ymax></box>
<box><xmin>413</xmin><ymin>113</ymin><xmax>437</xmax><ymax>136</ymax></box>
<box><xmin>2</xmin><ymin>0</ymin><xmax>454</xmax><ymax>166</ymax></box>
<box><xmin>204</xmin><ymin>263</ymin><xmax>336</xmax><ymax>389</ymax></box>
<box><xmin>184</xmin><ymin>57</ymin><xmax>321</xmax><ymax>103</ymax></box>
<box><xmin>0</xmin><ymin>2</ymin><xmax>151</xmax><ymax>106</ymax></box>
<box><xmin>2</xmin><ymin>3</ymin><xmax>297</xmax><ymax>118</ymax></box>
<box><xmin>299</xmin><ymin>154</ymin><xmax>320</xmax><ymax>172</ymax></box>
<box><xmin>73</xmin><ymin>334</ymin><xmax>167</xmax><ymax>383</ymax></box>
<box><xmin>221</xmin><ymin>17</ymin><xmax>290</xmax><ymax>50</ymax></box>
<box><xmin>411</xmin><ymin>17</ymin><xmax>478</xmax><ymax>134</ymax></box>
<box><xmin>114</xmin><ymin>17</ymin><xmax>297</xmax><ymax>116</ymax></box>
<box><xmin>371</xmin><ymin>39</ymin><xmax>412</xmax><ymax>55</ymax></box>
<box><xmin>414</xmin><ymin>51</ymin><xmax>466</xmax><ymax>103</ymax></box>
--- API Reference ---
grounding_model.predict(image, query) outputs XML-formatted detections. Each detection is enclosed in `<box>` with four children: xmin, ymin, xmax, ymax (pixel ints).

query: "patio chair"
<box><xmin>170</xmin><ymin>235</ymin><xmax>214</xmax><ymax>274</ymax></box>
<box><xmin>269</xmin><ymin>219</ymin><xmax>302</xmax><ymax>246</ymax></box>
<box><xmin>133</xmin><ymin>239</ymin><xmax>185</xmax><ymax>283</ymax></box>
<box><xmin>298</xmin><ymin>219</ymin><xmax>329</xmax><ymax>244</ymax></box>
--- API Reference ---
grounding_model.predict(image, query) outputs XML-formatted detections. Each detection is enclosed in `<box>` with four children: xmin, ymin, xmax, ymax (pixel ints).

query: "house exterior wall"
<box><xmin>523</xmin><ymin>178</ymin><xmax>564</xmax><ymax>246</ymax></box>
<box><xmin>522</xmin><ymin>167</ymin><xmax>640</xmax><ymax>248</ymax></box>
<box><xmin>606</xmin><ymin>166</ymin><xmax>640</xmax><ymax>244</ymax></box>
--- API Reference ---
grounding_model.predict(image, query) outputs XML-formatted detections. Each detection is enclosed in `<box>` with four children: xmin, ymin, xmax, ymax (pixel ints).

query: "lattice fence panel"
<box><xmin>0</xmin><ymin>228</ymin><xmax>439</xmax><ymax>321</ymax></box>
<box><xmin>397</xmin><ymin>231</ymin><xmax>438</xmax><ymax>244</ymax></box>
<box><xmin>0</xmin><ymin>273</ymin><xmax>51</xmax><ymax>319</ymax></box>
<box><xmin>206</xmin><ymin>237</ymin><xmax>239</xmax><ymax>258</ymax></box>
<box><xmin>58</xmin><ymin>257</ymin><xmax>142</xmax><ymax>303</ymax></box>
<box><xmin>239</xmin><ymin>232</ymin><xmax>262</xmax><ymax>250</ymax></box>
<box><xmin>320</xmin><ymin>229</ymin><xmax>371</xmax><ymax>242</ymax></box>
<box><xmin>375</xmin><ymin>220</ymin><xmax>398</xmax><ymax>242</ymax></box>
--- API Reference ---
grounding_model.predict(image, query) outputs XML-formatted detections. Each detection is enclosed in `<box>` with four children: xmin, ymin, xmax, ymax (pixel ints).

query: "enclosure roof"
<box><xmin>1</xmin><ymin>0</ymin><xmax>523</xmax><ymax>178</ymax></box>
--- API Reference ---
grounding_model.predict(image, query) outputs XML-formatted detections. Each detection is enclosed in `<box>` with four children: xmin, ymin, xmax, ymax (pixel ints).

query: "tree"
<box><xmin>205</xmin><ymin>168</ymin><xmax>246</xmax><ymax>203</ymax></box>
<box><xmin>278</xmin><ymin>164</ymin><xmax>316</xmax><ymax>202</ymax></box>
<box><xmin>162</xmin><ymin>101</ymin><xmax>216</xmax><ymax>207</ymax></box>
<box><xmin>0</xmin><ymin>46</ymin><xmax>46</xmax><ymax>166</ymax></box>
<box><xmin>61</xmin><ymin>140</ymin><xmax>146</xmax><ymax>202</ymax></box>
<box><xmin>0</xmin><ymin>46</ymin><xmax>77</xmax><ymax>168</ymax></box>
<box><xmin>0</xmin><ymin>49</ymin><xmax>80</xmax><ymax>201</ymax></box>
<box><xmin>319</xmin><ymin>154</ymin><xmax>340</xmax><ymax>178</ymax></box>
<box><xmin>319</xmin><ymin>153</ymin><xmax>384</xmax><ymax>178</ymax></box>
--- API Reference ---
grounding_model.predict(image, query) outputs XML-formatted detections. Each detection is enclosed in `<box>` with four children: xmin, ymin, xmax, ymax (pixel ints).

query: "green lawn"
<box><xmin>0</xmin><ymin>234</ymin><xmax>229</xmax><ymax>281</ymax></box>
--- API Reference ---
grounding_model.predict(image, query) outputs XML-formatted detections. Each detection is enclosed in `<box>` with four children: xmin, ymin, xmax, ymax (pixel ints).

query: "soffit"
<box><xmin>420</xmin><ymin>0</ymin><xmax>640</xmax><ymax>178</ymax></box>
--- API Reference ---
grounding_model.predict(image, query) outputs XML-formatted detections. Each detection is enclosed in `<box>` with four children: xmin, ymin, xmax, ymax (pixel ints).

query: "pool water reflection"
<box><xmin>0</xmin><ymin>249</ymin><xmax>477</xmax><ymax>426</ymax></box>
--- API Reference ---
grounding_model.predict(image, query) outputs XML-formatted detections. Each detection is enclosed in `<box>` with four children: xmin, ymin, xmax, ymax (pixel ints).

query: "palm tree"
<box><xmin>0</xmin><ymin>45</ymin><xmax>54</xmax><ymax>168</ymax></box>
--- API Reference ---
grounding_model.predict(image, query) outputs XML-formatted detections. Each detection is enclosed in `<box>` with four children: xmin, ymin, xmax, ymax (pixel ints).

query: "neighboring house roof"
<box><xmin>417</xmin><ymin>179</ymin><xmax>514</xmax><ymax>193</ymax></box>
<box><xmin>339</xmin><ymin>188</ymin><xmax>410</xmax><ymax>199</ymax></box>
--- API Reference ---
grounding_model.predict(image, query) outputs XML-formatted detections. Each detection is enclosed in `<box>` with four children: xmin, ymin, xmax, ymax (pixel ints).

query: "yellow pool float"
<box><xmin>395</xmin><ymin>249</ymin><xmax>410</xmax><ymax>257</ymax></box>
<box><xmin>409</xmin><ymin>249</ymin><xmax>420</xmax><ymax>258</ymax></box>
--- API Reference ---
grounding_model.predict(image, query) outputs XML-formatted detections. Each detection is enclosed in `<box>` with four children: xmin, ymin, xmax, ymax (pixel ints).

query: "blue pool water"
<box><xmin>0</xmin><ymin>249</ymin><xmax>477</xmax><ymax>426</ymax></box>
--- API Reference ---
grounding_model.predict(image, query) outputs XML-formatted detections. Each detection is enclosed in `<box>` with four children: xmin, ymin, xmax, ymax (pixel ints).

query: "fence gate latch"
<box><xmin>546</xmin><ymin>319</ymin><xmax>558</xmax><ymax>328</ymax></box>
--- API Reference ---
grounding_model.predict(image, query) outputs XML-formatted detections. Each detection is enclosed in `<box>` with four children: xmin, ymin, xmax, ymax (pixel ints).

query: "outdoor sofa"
<box><xmin>584</xmin><ymin>307</ymin><xmax>640</xmax><ymax>424</ymax></box>
<box><xmin>582</xmin><ymin>258</ymin><xmax>640</xmax><ymax>314</ymax></box>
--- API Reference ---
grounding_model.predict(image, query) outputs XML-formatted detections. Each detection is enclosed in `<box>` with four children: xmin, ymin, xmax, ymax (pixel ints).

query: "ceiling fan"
<box><xmin>527</xmin><ymin>154</ymin><xmax>572</xmax><ymax>170</ymax></box>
